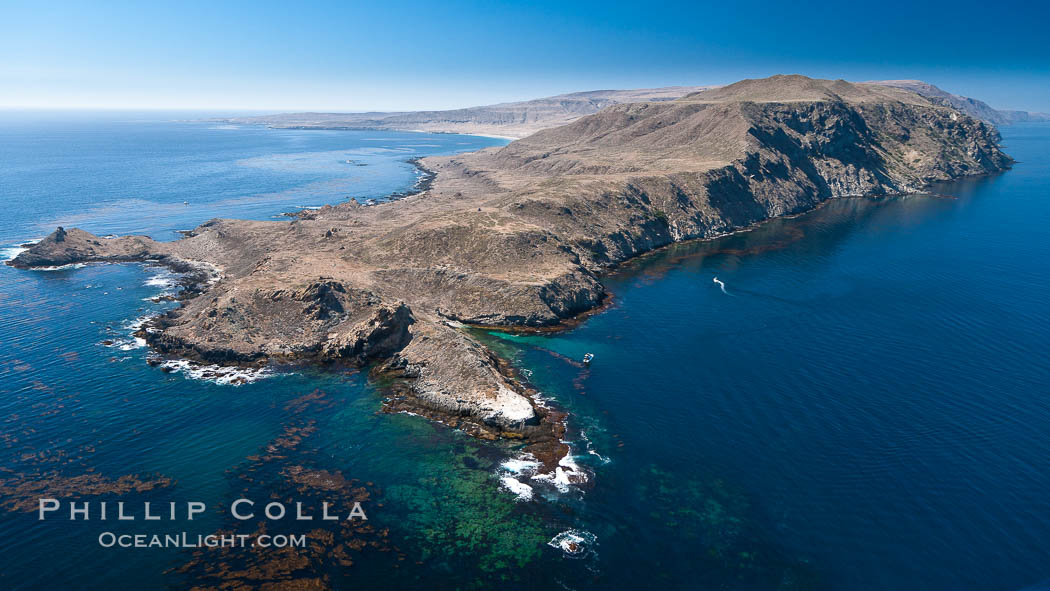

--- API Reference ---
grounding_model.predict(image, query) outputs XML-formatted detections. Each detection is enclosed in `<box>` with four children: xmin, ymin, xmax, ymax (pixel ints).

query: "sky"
<box><xmin>2</xmin><ymin>0</ymin><xmax>1047</xmax><ymax>113</ymax></box>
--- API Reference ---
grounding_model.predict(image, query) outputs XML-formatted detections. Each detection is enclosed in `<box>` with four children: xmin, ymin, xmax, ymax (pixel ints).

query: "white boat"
<box><xmin>582</xmin><ymin>353</ymin><xmax>594</xmax><ymax>364</ymax></box>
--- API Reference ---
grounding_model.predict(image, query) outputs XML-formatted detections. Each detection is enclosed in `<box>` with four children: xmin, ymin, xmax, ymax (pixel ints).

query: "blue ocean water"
<box><xmin>1</xmin><ymin>113</ymin><xmax>1048</xmax><ymax>590</ymax></box>
<box><xmin>0</xmin><ymin>110</ymin><xmax>505</xmax><ymax>244</ymax></box>
<box><xmin>495</xmin><ymin>123</ymin><xmax>1050</xmax><ymax>589</ymax></box>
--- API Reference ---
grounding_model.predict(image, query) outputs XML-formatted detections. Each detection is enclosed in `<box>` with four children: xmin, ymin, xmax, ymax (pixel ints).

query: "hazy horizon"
<box><xmin>3</xmin><ymin>0</ymin><xmax>1048</xmax><ymax>113</ymax></box>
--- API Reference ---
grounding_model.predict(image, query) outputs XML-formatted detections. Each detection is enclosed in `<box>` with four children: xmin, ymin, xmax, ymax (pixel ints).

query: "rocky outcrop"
<box><xmin>7</xmin><ymin>227</ymin><xmax>162</xmax><ymax>268</ymax></box>
<box><xmin>319</xmin><ymin>301</ymin><xmax>413</xmax><ymax>362</ymax></box>
<box><xmin>9</xmin><ymin>76</ymin><xmax>1012</xmax><ymax>461</ymax></box>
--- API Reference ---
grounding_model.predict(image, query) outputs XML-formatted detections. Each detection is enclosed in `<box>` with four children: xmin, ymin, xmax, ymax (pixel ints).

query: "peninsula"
<box><xmin>10</xmin><ymin>75</ymin><xmax>1012</xmax><ymax>470</ymax></box>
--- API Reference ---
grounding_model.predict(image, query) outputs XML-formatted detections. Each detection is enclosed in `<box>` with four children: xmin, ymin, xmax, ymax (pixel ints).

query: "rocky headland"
<box><xmin>867</xmin><ymin>79</ymin><xmax>1050</xmax><ymax>126</ymax></box>
<box><xmin>10</xmin><ymin>75</ymin><xmax>1012</xmax><ymax>470</ymax></box>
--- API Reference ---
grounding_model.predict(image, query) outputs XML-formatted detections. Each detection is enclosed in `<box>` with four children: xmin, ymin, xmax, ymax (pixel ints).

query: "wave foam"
<box><xmin>123</xmin><ymin>314</ymin><xmax>155</xmax><ymax>332</ymax></box>
<box><xmin>124</xmin><ymin>337</ymin><xmax>146</xmax><ymax>350</ymax></box>
<box><xmin>496</xmin><ymin>453</ymin><xmax>542</xmax><ymax>502</ymax></box>
<box><xmin>499</xmin><ymin>475</ymin><xmax>535</xmax><ymax>501</ymax></box>
<box><xmin>531</xmin><ymin>450</ymin><xmax>589</xmax><ymax>493</ymax></box>
<box><xmin>1</xmin><ymin>246</ymin><xmax>28</xmax><ymax>262</ymax></box>
<box><xmin>35</xmin><ymin>263</ymin><xmax>87</xmax><ymax>271</ymax></box>
<box><xmin>104</xmin><ymin>337</ymin><xmax>146</xmax><ymax>351</ymax></box>
<box><xmin>548</xmin><ymin>529</ymin><xmax>597</xmax><ymax>558</ymax></box>
<box><xmin>500</xmin><ymin>455</ymin><xmax>542</xmax><ymax>475</ymax></box>
<box><xmin>497</xmin><ymin>448</ymin><xmax>590</xmax><ymax>499</ymax></box>
<box><xmin>157</xmin><ymin>359</ymin><xmax>273</xmax><ymax>386</ymax></box>
<box><xmin>144</xmin><ymin>269</ymin><xmax>179</xmax><ymax>289</ymax></box>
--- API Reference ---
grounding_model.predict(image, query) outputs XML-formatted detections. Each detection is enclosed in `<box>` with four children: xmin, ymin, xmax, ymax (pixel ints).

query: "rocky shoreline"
<box><xmin>7</xmin><ymin>76</ymin><xmax>1013</xmax><ymax>476</ymax></box>
<box><xmin>7</xmin><ymin>226</ymin><xmax>577</xmax><ymax>471</ymax></box>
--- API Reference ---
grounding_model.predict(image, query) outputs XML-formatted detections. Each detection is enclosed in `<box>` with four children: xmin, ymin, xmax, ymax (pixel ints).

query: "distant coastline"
<box><xmin>220</xmin><ymin>79</ymin><xmax>1050</xmax><ymax>141</ymax></box>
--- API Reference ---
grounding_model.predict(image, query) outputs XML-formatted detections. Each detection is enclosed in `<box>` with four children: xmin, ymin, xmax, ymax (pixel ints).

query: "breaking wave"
<box><xmin>155</xmin><ymin>358</ymin><xmax>274</xmax><ymax>386</ymax></box>
<box><xmin>497</xmin><ymin>447</ymin><xmax>590</xmax><ymax>501</ymax></box>
<box><xmin>1</xmin><ymin>245</ymin><xmax>28</xmax><ymax>262</ymax></box>
<box><xmin>498</xmin><ymin>475</ymin><xmax>535</xmax><ymax>502</ymax></box>
<box><xmin>531</xmin><ymin>451</ymin><xmax>589</xmax><ymax>493</ymax></box>
<box><xmin>143</xmin><ymin>269</ymin><xmax>180</xmax><ymax>289</ymax></box>
<box><xmin>548</xmin><ymin>529</ymin><xmax>597</xmax><ymax>558</ymax></box>
<box><xmin>101</xmin><ymin>313</ymin><xmax>157</xmax><ymax>351</ymax></box>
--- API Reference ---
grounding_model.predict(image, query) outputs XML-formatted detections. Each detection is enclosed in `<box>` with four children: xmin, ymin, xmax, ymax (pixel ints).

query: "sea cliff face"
<box><xmin>9</xmin><ymin>76</ymin><xmax>1011</xmax><ymax>464</ymax></box>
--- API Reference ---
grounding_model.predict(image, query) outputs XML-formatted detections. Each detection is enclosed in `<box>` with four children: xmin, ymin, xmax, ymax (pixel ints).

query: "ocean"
<box><xmin>1</xmin><ymin>112</ymin><xmax>1048</xmax><ymax>590</ymax></box>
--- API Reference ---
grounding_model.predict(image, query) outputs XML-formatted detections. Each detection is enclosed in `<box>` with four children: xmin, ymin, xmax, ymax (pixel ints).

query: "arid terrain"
<box><xmin>867</xmin><ymin>79</ymin><xmax>1050</xmax><ymax>126</ymax></box>
<box><xmin>227</xmin><ymin>79</ymin><xmax>1048</xmax><ymax>138</ymax></box>
<box><xmin>12</xmin><ymin>75</ymin><xmax>1012</xmax><ymax>471</ymax></box>
<box><xmin>224</xmin><ymin>86</ymin><xmax>715</xmax><ymax>139</ymax></box>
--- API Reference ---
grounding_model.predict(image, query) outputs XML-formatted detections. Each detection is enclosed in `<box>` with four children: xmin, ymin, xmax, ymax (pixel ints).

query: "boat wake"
<box><xmin>580</xmin><ymin>429</ymin><xmax>611</xmax><ymax>464</ymax></box>
<box><xmin>713</xmin><ymin>276</ymin><xmax>728</xmax><ymax>294</ymax></box>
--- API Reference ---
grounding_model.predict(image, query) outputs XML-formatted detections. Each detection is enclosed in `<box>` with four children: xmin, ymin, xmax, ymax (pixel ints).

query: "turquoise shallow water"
<box><xmin>1</xmin><ymin>114</ymin><xmax>1049</xmax><ymax>590</ymax></box>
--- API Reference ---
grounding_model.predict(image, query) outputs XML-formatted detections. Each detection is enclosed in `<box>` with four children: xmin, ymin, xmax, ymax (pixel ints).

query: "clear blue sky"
<box><xmin>2</xmin><ymin>0</ymin><xmax>1047</xmax><ymax>112</ymax></box>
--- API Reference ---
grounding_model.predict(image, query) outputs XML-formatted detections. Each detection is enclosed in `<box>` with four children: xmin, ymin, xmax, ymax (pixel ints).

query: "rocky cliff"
<box><xmin>867</xmin><ymin>79</ymin><xmax>1050</xmax><ymax>125</ymax></box>
<box><xmin>11</xmin><ymin>75</ymin><xmax>1012</xmax><ymax>467</ymax></box>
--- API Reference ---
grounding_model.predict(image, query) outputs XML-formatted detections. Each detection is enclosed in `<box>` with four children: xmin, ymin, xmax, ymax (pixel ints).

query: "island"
<box><xmin>9</xmin><ymin>75</ymin><xmax>1012</xmax><ymax>474</ymax></box>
